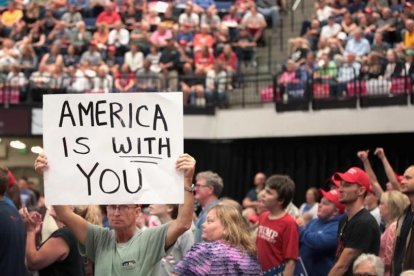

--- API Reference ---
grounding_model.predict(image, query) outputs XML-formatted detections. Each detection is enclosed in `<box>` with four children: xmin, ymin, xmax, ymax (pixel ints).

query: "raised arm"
<box><xmin>34</xmin><ymin>153</ymin><xmax>89</xmax><ymax>245</ymax></box>
<box><xmin>357</xmin><ymin>150</ymin><xmax>384</xmax><ymax>198</ymax></box>
<box><xmin>374</xmin><ymin>148</ymin><xmax>401</xmax><ymax>191</ymax></box>
<box><xmin>22</xmin><ymin>209</ymin><xmax>70</xmax><ymax>271</ymax></box>
<box><xmin>165</xmin><ymin>153</ymin><xmax>195</xmax><ymax>249</ymax></box>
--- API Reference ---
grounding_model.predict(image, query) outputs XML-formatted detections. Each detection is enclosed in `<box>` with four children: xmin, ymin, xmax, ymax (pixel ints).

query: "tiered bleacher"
<box><xmin>0</xmin><ymin>0</ymin><xmax>283</xmax><ymax>108</ymax></box>
<box><xmin>273</xmin><ymin>0</ymin><xmax>414</xmax><ymax>109</ymax></box>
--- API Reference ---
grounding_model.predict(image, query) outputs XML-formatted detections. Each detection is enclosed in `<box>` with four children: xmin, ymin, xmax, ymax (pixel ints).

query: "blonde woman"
<box><xmin>379</xmin><ymin>191</ymin><xmax>410</xmax><ymax>276</ymax></box>
<box><xmin>173</xmin><ymin>204</ymin><xmax>261</xmax><ymax>275</ymax></box>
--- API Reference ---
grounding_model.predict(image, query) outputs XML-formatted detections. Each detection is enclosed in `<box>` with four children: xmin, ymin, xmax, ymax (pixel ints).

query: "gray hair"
<box><xmin>401</xmin><ymin>270</ymin><xmax>414</xmax><ymax>276</ymax></box>
<box><xmin>196</xmin><ymin>171</ymin><xmax>224</xmax><ymax>197</ymax></box>
<box><xmin>353</xmin><ymin>254</ymin><xmax>384</xmax><ymax>276</ymax></box>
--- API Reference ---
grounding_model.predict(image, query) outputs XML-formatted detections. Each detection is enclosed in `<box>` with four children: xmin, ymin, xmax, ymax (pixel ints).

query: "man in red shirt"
<box><xmin>96</xmin><ymin>2</ymin><xmax>121</xmax><ymax>29</ymax></box>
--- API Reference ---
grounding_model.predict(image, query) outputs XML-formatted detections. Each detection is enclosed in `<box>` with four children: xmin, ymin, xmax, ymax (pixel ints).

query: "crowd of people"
<box><xmin>0</xmin><ymin>0</ymin><xmax>286</xmax><ymax>107</ymax></box>
<box><xmin>278</xmin><ymin>0</ymin><xmax>414</xmax><ymax>101</ymax></box>
<box><xmin>1</xmin><ymin>145</ymin><xmax>414</xmax><ymax>276</ymax></box>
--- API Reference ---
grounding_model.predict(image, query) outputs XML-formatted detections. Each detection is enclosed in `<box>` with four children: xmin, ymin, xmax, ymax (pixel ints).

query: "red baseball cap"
<box><xmin>7</xmin><ymin>170</ymin><xmax>16</xmax><ymax>188</ymax></box>
<box><xmin>395</xmin><ymin>172</ymin><xmax>404</xmax><ymax>184</ymax></box>
<box><xmin>334</xmin><ymin>167</ymin><xmax>374</xmax><ymax>193</ymax></box>
<box><xmin>320</xmin><ymin>188</ymin><xmax>345</xmax><ymax>214</ymax></box>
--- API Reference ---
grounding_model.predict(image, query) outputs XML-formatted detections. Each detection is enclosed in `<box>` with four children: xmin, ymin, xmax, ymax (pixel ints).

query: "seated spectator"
<box><xmin>341</xmin><ymin>12</ymin><xmax>358</xmax><ymax>35</ymax></box>
<box><xmin>320</xmin><ymin>16</ymin><xmax>341</xmax><ymax>43</ymax></box>
<box><xmin>63</xmin><ymin>44</ymin><xmax>80</xmax><ymax>68</ymax></box>
<box><xmin>29</xmin><ymin>64</ymin><xmax>51</xmax><ymax>89</ymax></box>
<box><xmin>105</xmin><ymin>45</ymin><xmax>121</xmax><ymax>74</ymax></box>
<box><xmin>402</xmin><ymin>19</ymin><xmax>414</xmax><ymax>50</ymax></box>
<box><xmin>91</xmin><ymin>65</ymin><xmax>112</xmax><ymax>93</ymax></box>
<box><xmin>23</xmin><ymin>2</ymin><xmax>42</xmax><ymax>28</ymax></box>
<box><xmin>80</xmin><ymin>41</ymin><xmax>103</xmax><ymax>70</ymax></box>
<box><xmin>108</xmin><ymin>21</ymin><xmax>130</xmax><ymax>56</ymax></box>
<box><xmin>365</xmin><ymin>0</ymin><xmax>385</xmax><ymax>14</ymax></box>
<box><xmin>360</xmin><ymin>52</ymin><xmax>385</xmax><ymax>80</ymax></box>
<box><xmin>69</xmin><ymin>21</ymin><xmax>92</xmax><ymax>53</ymax></box>
<box><xmin>1</xmin><ymin>1</ymin><xmax>23</xmax><ymax>32</ymax></box>
<box><xmin>256</xmin><ymin>0</ymin><xmax>280</xmax><ymax>30</ymax></box>
<box><xmin>114</xmin><ymin>63</ymin><xmax>136</xmax><ymax>93</ymax></box>
<box><xmin>218</xmin><ymin>44</ymin><xmax>238</xmax><ymax>76</ymax></box>
<box><xmin>176</xmin><ymin>24</ymin><xmax>194</xmax><ymax>55</ymax></box>
<box><xmin>278</xmin><ymin>59</ymin><xmax>304</xmax><ymax>100</ymax></box>
<box><xmin>192</xmin><ymin>0</ymin><xmax>216</xmax><ymax>14</ymax></box>
<box><xmin>6</xmin><ymin>63</ymin><xmax>27</xmax><ymax>102</ymax></box>
<box><xmin>19</xmin><ymin>43</ymin><xmax>38</xmax><ymax>77</ymax></box>
<box><xmin>159</xmin><ymin>37</ymin><xmax>180</xmax><ymax>90</ymax></box>
<box><xmin>372</xmin><ymin>31</ymin><xmax>391</xmax><ymax>57</ymax></box>
<box><xmin>214</xmin><ymin>25</ymin><xmax>231</xmax><ymax>56</ymax></box>
<box><xmin>348</xmin><ymin>0</ymin><xmax>366</xmax><ymax>14</ymax></box>
<box><xmin>334</xmin><ymin>53</ymin><xmax>361</xmax><ymax>97</ymax></box>
<box><xmin>49</xmin><ymin>64</ymin><xmax>70</xmax><ymax>92</ymax></box>
<box><xmin>303</xmin><ymin>19</ymin><xmax>321</xmax><ymax>51</ymax></box>
<box><xmin>93</xmin><ymin>23</ymin><xmax>109</xmax><ymax>52</ymax></box>
<box><xmin>314</xmin><ymin>53</ymin><xmax>338</xmax><ymax>83</ymax></box>
<box><xmin>288</xmin><ymin>37</ymin><xmax>311</xmax><ymax>67</ymax></box>
<box><xmin>178</xmin><ymin>3</ymin><xmax>199</xmax><ymax>30</ymax></box>
<box><xmin>376</xmin><ymin>7</ymin><xmax>400</xmax><ymax>46</ymax></box>
<box><xmin>221</xmin><ymin>5</ymin><xmax>242</xmax><ymax>30</ymax></box>
<box><xmin>345</xmin><ymin>27</ymin><xmax>371</xmax><ymax>57</ymax></box>
<box><xmin>194</xmin><ymin>45</ymin><xmax>215</xmax><ymax>75</ymax></box>
<box><xmin>47</xmin><ymin>20</ymin><xmax>70</xmax><ymax>48</ymax></box>
<box><xmin>200</xmin><ymin>8</ymin><xmax>220</xmax><ymax>32</ymax></box>
<box><xmin>315</xmin><ymin>0</ymin><xmax>333</xmax><ymax>23</ymax></box>
<box><xmin>300</xmin><ymin>52</ymin><xmax>317</xmax><ymax>82</ymax></box>
<box><xmin>10</xmin><ymin>20</ymin><xmax>28</xmax><ymax>43</ymax></box>
<box><xmin>144</xmin><ymin>9</ymin><xmax>161</xmax><ymax>30</ymax></box>
<box><xmin>205</xmin><ymin>60</ymin><xmax>227</xmax><ymax>107</ymax></box>
<box><xmin>136</xmin><ymin>58</ymin><xmax>160</xmax><ymax>92</ymax></box>
<box><xmin>383</xmin><ymin>49</ymin><xmax>405</xmax><ymax>79</ymax></box>
<box><xmin>147</xmin><ymin>45</ymin><xmax>162</xmax><ymax>73</ymax></box>
<box><xmin>39</xmin><ymin>42</ymin><xmax>64</xmax><ymax>73</ymax></box>
<box><xmin>130</xmin><ymin>21</ymin><xmax>151</xmax><ymax>56</ymax></box>
<box><xmin>124</xmin><ymin>4</ymin><xmax>141</xmax><ymax>29</ymax></box>
<box><xmin>150</xmin><ymin>24</ymin><xmax>173</xmax><ymax>49</ymax></box>
<box><xmin>96</xmin><ymin>2</ymin><xmax>121</xmax><ymax>28</ymax></box>
<box><xmin>241</xmin><ymin>3</ymin><xmax>267</xmax><ymax>43</ymax></box>
<box><xmin>61</xmin><ymin>5</ymin><xmax>83</xmax><ymax>30</ymax></box>
<box><xmin>0</xmin><ymin>38</ymin><xmax>19</xmax><ymax>72</ymax></box>
<box><xmin>26</xmin><ymin>23</ymin><xmax>47</xmax><ymax>57</ymax></box>
<box><xmin>231</xmin><ymin>26</ymin><xmax>256</xmax><ymax>67</ymax></box>
<box><xmin>41</xmin><ymin>8</ymin><xmax>59</xmax><ymax>34</ymax></box>
<box><xmin>67</xmin><ymin>63</ymin><xmax>89</xmax><ymax>93</ymax></box>
<box><xmin>193</xmin><ymin>24</ymin><xmax>215</xmax><ymax>52</ymax></box>
<box><xmin>180</xmin><ymin>62</ymin><xmax>205</xmax><ymax>106</ymax></box>
<box><xmin>124</xmin><ymin>43</ymin><xmax>143</xmax><ymax>73</ymax></box>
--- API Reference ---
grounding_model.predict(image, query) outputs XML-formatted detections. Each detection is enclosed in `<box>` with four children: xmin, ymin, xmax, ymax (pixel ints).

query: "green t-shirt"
<box><xmin>81</xmin><ymin>223</ymin><xmax>170</xmax><ymax>276</ymax></box>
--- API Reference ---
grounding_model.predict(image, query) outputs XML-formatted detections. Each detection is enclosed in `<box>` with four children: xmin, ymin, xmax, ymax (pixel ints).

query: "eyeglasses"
<box><xmin>107</xmin><ymin>205</ymin><xmax>134</xmax><ymax>213</ymax></box>
<box><xmin>195</xmin><ymin>184</ymin><xmax>210</xmax><ymax>189</ymax></box>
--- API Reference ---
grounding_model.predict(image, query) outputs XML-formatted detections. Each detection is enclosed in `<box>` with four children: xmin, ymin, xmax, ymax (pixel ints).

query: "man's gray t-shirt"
<box><xmin>81</xmin><ymin>223</ymin><xmax>169</xmax><ymax>276</ymax></box>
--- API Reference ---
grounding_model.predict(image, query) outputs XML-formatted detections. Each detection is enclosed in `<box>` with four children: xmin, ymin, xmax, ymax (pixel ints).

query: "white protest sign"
<box><xmin>43</xmin><ymin>93</ymin><xmax>183</xmax><ymax>205</ymax></box>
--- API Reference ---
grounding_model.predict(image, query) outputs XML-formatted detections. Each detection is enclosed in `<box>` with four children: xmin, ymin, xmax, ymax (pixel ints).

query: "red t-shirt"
<box><xmin>256</xmin><ymin>211</ymin><xmax>299</xmax><ymax>271</ymax></box>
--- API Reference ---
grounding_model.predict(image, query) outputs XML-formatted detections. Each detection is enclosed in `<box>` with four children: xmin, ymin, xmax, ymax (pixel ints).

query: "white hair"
<box><xmin>353</xmin><ymin>254</ymin><xmax>384</xmax><ymax>276</ymax></box>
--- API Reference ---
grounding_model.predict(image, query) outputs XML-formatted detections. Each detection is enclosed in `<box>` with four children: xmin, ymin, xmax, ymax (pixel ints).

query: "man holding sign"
<box><xmin>34</xmin><ymin>153</ymin><xmax>196</xmax><ymax>276</ymax></box>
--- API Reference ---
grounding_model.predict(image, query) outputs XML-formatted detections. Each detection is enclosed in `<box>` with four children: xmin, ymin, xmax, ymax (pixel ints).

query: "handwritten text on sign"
<box><xmin>43</xmin><ymin>93</ymin><xmax>183</xmax><ymax>205</ymax></box>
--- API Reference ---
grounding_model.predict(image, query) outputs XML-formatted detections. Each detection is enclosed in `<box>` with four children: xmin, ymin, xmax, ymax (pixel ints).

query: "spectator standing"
<box><xmin>299</xmin><ymin>187</ymin><xmax>320</xmax><ymax>221</ymax></box>
<box><xmin>242</xmin><ymin>172</ymin><xmax>266</xmax><ymax>209</ymax></box>
<box><xmin>0</xmin><ymin>166</ymin><xmax>26</xmax><ymax>276</ymax></box>
<box><xmin>194</xmin><ymin>171</ymin><xmax>224</xmax><ymax>242</ymax></box>
<box><xmin>256</xmin><ymin>174</ymin><xmax>299</xmax><ymax>276</ymax></box>
<box><xmin>328</xmin><ymin>167</ymin><xmax>381</xmax><ymax>276</ymax></box>
<box><xmin>299</xmin><ymin>189</ymin><xmax>345</xmax><ymax>276</ymax></box>
<box><xmin>150</xmin><ymin>204</ymin><xmax>194</xmax><ymax>276</ymax></box>
<box><xmin>391</xmin><ymin>164</ymin><xmax>414</xmax><ymax>275</ymax></box>
<box><xmin>34</xmin><ymin>153</ymin><xmax>196</xmax><ymax>275</ymax></box>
